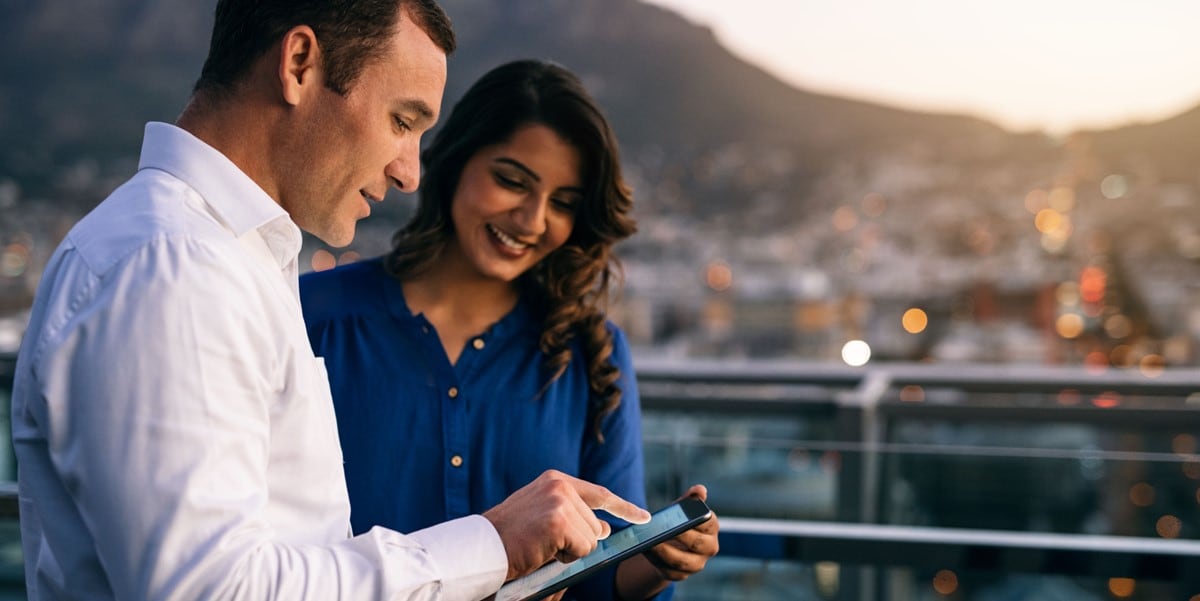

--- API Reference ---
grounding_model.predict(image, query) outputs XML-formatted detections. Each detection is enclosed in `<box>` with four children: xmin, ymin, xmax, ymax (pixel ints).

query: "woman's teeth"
<box><xmin>488</xmin><ymin>224</ymin><xmax>528</xmax><ymax>250</ymax></box>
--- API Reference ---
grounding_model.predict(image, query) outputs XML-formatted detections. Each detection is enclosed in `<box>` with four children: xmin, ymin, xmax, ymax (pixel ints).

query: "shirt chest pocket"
<box><xmin>275</xmin><ymin>356</ymin><xmax>345</xmax><ymax>472</ymax></box>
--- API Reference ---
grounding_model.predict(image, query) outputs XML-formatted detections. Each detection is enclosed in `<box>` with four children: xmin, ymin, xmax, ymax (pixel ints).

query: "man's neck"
<box><xmin>176</xmin><ymin>88</ymin><xmax>283</xmax><ymax>205</ymax></box>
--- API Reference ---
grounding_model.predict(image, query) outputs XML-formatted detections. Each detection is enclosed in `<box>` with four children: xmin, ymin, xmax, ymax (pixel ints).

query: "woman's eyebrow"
<box><xmin>494</xmin><ymin>157</ymin><xmax>584</xmax><ymax>194</ymax></box>
<box><xmin>494</xmin><ymin>157</ymin><xmax>540</xmax><ymax>182</ymax></box>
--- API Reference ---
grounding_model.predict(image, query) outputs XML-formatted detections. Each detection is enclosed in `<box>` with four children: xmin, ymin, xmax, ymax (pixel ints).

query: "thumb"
<box><xmin>679</xmin><ymin>484</ymin><xmax>708</xmax><ymax>502</ymax></box>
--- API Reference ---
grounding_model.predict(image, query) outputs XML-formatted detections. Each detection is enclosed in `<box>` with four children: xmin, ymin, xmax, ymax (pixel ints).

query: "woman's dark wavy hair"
<box><xmin>386</xmin><ymin>59</ymin><xmax>637</xmax><ymax>441</ymax></box>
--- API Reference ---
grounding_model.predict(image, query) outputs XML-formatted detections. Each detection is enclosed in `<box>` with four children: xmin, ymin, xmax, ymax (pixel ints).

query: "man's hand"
<box><xmin>484</xmin><ymin>470</ymin><xmax>651</xmax><ymax>581</ymax></box>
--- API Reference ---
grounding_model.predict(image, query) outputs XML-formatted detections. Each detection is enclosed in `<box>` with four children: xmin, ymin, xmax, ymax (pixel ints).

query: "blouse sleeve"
<box><xmin>566</xmin><ymin>325</ymin><xmax>674</xmax><ymax>601</ymax></box>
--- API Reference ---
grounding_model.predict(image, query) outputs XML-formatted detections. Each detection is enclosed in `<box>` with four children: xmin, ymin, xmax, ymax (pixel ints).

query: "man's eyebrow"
<box><xmin>399</xmin><ymin>99</ymin><xmax>436</xmax><ymax>125</ymax></box>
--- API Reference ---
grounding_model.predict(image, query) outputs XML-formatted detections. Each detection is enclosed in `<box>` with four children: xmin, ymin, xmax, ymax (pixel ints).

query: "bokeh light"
<box><xmin>0</xmin><ymin>243</ymin><xmax>28</xmax><ymax>278</ymax></box>
<box><xmin>902</xmin><ymin>308</ymin><xmax>928</xmax><ymax>334</ymax></box>
<box><xmin>814</xmin><ymin>562</ymin><xmax>839</xmax><ymax>598</ymax></box>
<box><xmin>1091</xmin><ymin>392</ymin><xmax>1121</xmax><ymax>408</ymax></box>
<box><xmin>819</xmin><ymin>451</ymin><xmax>841</xmax><ymax>473</ymax></box>
<box><xmin>1041</xmin><ymin>231</ymin><xmax>1070</xmax><ymax>253</ymax></box>
<box><xmin>1173</xmin><ymin>434</ymin><xmax>1197</xmax><ymax>456</ymax></box>
<box><xmin>1110</xmin><ymin>345</ymin><xmax>1133</xmax><ymax>367</ymax></box>
<box><xmin>1056</xmin><ymin>389</ymin><xmax>1081</xmax><ymax>406</ymax></box>
<box><xmin>1084</xmin><ymin>351</ymin><xmax>1109</xmax><ymax>372</ymax></box>
<box><xmin>1184</xmin><ymin>462</ymin><xmax>1200</xmax><ymax>480</ymax></box>
<box><xmin>1156</xmin><ymin>515</ymin><xmax>1182</xmax><ymax>539</ymax></box>
<box><xmin>1055</xmin><ymin>313</ymin><xmax>1084</xmax><ymax>339</ymax></box>
<box><xmin>1048</xmin><ymin>186</ymin><xmax>1075</xmax><ymax>212</ymax></box>
<box><xmin>1108</xmin><ymin>578</ymin><xmax>1136</xmax><ymax>598</ymax></box>
<box><xmin>932</xmin><ymin>570</ymin><xmax>958</xmax><ymax>595</ymax></box>
<box><xmin>1100</xmin><ymin>174</ymin><xmax>1128</xmax><ymax>199</ymax></box>
<box><xmin>338</xmin><ymin>251</ymin><xmax>361</xmax><ymax>266</ymax></box>
<box><xmin>1103</xmin><ymin>314</ymin><xmax>1132</xmax><ymax>339</ymax></box>
<box><xmin>1139</xmin><ymin>354</ymin><xmax>1165</xmax><ymax>378</ymax></box>
<box><xmin>1056</xmin><ymin>282</ymin><xmax>1080</xmax><ymax>306</ymax></box>
<box><xmin>705</xmin><ymin>261</ymin><xmax>733</xmax><ymax>292</ymax></box>
<box><xmin>311</xmin><ymin>249</ymin><xmax>336</xmax><ymax>272</ymax></box>
<box><xmin>1035</xmin><ymin>208</ymin><xmax>1064</xmax><ymax>233</ymax></box>
<box><xmin>832</xmin><ymin>206</ymin><xmax>858</xmax><ymax>232</ymax></box>
<box><xmin>841</xmin><ymin>340</ymin><xmax>871</xmax><ymax>366</ymax></box>
<box><xmin>899</xmin><ymin>385</ymin><xmax>925</xmax><ymax>403</ymax></box>
<box><xmin>1079</xmin><ymin>267</ymin><xmax>1106</xmax><ymax>304</ymax></box>
<box><xmin>1129</xmin><ymin>482</ymin><xmax>1155</xmax><ymax>507</ymax></box>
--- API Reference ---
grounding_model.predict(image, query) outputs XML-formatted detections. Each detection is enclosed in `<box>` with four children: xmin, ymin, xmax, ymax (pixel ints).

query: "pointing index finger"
<box><xmin>574</xmin><ymin>481</ymin><xmax>651</xmax><ymax>524</ymax></box>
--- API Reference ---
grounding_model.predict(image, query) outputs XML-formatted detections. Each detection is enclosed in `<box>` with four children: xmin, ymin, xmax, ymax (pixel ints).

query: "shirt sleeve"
<box><xmin>567</xmin><ymin>325</ymin><xmax>673</xmax><ymax>601</ymax></box>
<box><xmin>24</xmin><ymin>237</ymin><xmax>507</xmax><ymax>600</ymax></box>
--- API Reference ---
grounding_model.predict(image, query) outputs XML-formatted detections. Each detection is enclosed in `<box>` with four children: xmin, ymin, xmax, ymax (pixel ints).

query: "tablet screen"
<box><xmin>495</xmin><ymin>499</ymin><xmax>710</xmax><ymax>601</ymax></box>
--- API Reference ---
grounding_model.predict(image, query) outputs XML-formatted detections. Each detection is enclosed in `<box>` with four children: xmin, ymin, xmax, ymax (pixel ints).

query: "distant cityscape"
<box><xmin>2</xmin><ymin>0</ymin><xmax>1200</xmax><ymax>370</ymax></box>
<box><xmin>4</xmin><ymin>127</ymin><xmax>1198</xmax><ymax>373</ymax></box>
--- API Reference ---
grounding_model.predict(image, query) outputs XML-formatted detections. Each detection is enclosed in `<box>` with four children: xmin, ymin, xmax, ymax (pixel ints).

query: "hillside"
<box><xmin>0</xmin><ymin>0</ymin><xmax>1040</xmax><ymax>220</ymax></box>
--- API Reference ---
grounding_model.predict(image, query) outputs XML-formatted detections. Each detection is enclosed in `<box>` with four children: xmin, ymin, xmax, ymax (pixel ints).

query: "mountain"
<box><xmin>1074</xmin><ymin>105</ymin><xmax>1200</xmax><ymax>185</ymax></box>
<box><xmin>0</xmin><ymin>0</ymin><xmax>213</xmax><ymax>197</ymax></box>
<box><xmin>0</xmin><ymin>0</ymin><xmax>1041</xmax><ymax>218</ymax></box>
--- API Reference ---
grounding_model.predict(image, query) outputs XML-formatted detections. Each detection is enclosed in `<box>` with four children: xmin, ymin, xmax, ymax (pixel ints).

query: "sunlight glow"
<box><xmin>643</xmin><ymin>0</ymin><xmax>1200</xmax><ymax>133</ymax></box>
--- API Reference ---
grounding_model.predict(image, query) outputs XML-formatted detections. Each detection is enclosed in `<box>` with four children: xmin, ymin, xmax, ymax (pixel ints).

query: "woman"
<box><xmin>300</xmin><ymin>60</ymin><xmax>718</xmax><ymax>600</ymax></box>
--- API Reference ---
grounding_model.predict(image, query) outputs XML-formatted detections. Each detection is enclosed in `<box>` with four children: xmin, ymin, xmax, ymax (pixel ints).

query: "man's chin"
<box><xmin>310</xmin><ymin>225</ymin><xmax>356</xmax><ymax>249</ymax></box>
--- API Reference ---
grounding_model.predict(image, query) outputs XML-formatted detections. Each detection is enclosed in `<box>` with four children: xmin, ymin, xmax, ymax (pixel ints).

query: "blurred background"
<box><xmin>3</xmin><ymin>0</ymin><xmax>1200</xmax><ymax>367</ymax></box>
<box><xmin>2</xmin><ymin>1</ymin><xmax>1200</xmax><ymax>599</ymax></box>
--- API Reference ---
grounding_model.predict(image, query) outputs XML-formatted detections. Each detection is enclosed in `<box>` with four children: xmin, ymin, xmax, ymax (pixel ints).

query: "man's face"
<box><xmin>283</xmin><ymin>14</ymin><xmax>447</xmax><ymax>247</ymax></box>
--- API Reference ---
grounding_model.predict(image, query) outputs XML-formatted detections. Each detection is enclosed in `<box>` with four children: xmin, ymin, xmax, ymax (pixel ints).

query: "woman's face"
<box><xmin>449</xmin><ymin>123</ymin><xmax>583</xmax><ymax>283</ymax></box>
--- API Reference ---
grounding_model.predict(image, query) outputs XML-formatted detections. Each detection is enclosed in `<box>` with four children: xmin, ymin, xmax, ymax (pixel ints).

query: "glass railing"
<box><xmin>2</xmin><ymin>353</ymin><xmax>1199</xmax><ymax>599</ymax></box>
<box><xmin>636</xmin><ymin>357</ymin><xmax>1200</xmax><ymax>600</ymax></box>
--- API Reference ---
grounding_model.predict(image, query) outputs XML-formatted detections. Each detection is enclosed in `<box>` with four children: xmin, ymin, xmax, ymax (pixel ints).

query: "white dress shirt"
<box><xmin>11</xmin><ymin>122</ymin><xmax>508</xmax><ymax>600</ymax></box>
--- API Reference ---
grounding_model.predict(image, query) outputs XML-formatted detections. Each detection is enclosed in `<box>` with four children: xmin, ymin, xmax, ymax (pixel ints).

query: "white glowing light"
<box><xmin>841</xmin><ymin>340</ymin><xmax>871</xmax><ymax>366</ymax></box>
<box><xmin>1100</xmin><ymin>174</ymin><xmax>1128</xmax><ymax>199</ymax></box>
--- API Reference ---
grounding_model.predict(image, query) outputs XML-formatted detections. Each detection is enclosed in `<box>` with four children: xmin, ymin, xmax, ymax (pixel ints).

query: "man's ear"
<box><xmin>278</xmin><ymin>25</ymin><xmax>322</xmax><ymax>106</ymax></box>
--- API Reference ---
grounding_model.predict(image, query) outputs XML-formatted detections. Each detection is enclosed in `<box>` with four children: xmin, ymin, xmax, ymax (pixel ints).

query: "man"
<box><xmin>10</xmin><ymin>1</ymin><xmax>649</xmax><ymax>599</ymax></box>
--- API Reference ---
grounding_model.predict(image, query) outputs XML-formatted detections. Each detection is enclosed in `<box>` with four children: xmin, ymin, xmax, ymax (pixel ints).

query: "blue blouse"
<box><xmin>300</xmin><ymin>258</ymin><xmax>666</xmax><ymax>601</ymax></box>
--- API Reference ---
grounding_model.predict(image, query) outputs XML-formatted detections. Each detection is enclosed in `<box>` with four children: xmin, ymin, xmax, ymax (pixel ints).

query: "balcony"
<box><xmin>1</xmin><ymin>353</ymin><xmax>1198</xmax><ymax>599</ymax></box>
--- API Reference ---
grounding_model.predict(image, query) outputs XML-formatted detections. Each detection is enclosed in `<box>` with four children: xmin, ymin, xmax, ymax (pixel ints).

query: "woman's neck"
<box><xmin>401</xmin><ymin>247</ymin><xmax>521</xmax><ymax>364</ymax></box>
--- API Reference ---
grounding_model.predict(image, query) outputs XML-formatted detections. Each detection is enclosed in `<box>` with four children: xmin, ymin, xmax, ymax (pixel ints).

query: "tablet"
<box><xmin>495</xmin><ymin>497</ymin><xmax>713</xmax><ymax>601</ymax></box>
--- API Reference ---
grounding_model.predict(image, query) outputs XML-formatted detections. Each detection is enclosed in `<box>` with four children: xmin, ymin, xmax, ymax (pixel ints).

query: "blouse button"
<box><xmin>448</xmin><ymin>387</ymin><xmax>459</xmax><ymax>399</ymax></box>
<box><xmin>472</xmin><ymin>338</ymin><xmax>485</xmax><ymax>350</ymax></box>
<box><xmin>450</xmin><ymin>455</ymin><xmax>464</xmax><ymax>468</ymax></box>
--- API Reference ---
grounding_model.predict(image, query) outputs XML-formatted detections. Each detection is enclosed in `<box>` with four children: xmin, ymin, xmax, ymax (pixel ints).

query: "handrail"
<box><xmin>635</xmin><ymin>356</ymin><xmax>1200</xmax><ymax>395</ymax></box>
<box><xmin>720</xmin><ymin>518</ymin><xmax>1200</xmax><ymax>579</ymax></box>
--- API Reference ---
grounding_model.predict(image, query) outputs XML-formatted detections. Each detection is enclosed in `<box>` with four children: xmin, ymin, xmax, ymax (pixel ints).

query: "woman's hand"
<box><xmin>614</xmin><ymin>485</ymin><xmax>720</xmax><ymax>599</ymax></box>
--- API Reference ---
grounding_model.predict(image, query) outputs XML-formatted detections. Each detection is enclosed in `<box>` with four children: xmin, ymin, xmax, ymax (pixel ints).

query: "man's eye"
<box><xmin>393</xmin><ymin>116</ymin><xmax>411</xmax><ymax>131</ymax></box>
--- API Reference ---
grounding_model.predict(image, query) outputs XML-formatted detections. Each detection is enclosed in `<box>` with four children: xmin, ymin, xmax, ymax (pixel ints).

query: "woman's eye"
<box><xmin>495</xmin><ymin>173</ymin><xmax>525</xmax><ymax>189</ymax></box>
<box><xmin>552</xmin><ymin>197</ymin><xmax>579</xmax><ymax>212</ymax></box>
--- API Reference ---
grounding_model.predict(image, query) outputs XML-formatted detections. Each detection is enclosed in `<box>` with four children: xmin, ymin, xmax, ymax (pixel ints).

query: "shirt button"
<box><xmin>450</xmin><ymin>455</ymin><xmax>464</xmax><ymax>468</ymax></box>
<box><xmin>472</xmin><ymin>338</ymin><xmax>485</xmax><ymax>350</ymax></box>
<box><xmin>448</xmin><ymin>387</ymin><xmax>459</xmax><ymax>399</ymax></box>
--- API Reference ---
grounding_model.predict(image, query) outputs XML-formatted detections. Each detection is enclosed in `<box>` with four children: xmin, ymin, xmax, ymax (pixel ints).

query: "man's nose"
<box><xmin>386</xmin><ymin>147</ymin><xmax>420</xmax><ymax>194</ymax></box>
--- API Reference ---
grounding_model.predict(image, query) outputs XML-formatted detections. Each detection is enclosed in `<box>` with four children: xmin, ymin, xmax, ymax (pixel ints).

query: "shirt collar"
<box><xmin>137</xmin><ymin>121</ymin><xmax>302</xmax><ymax>269</ymax></box>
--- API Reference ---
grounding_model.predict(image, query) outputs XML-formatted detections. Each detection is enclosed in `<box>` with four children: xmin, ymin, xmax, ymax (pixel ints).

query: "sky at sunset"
<box><xmin>643</xmin><ymin>0</ymin><xmax>1200</xmax><ymax>134</ymax></box>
